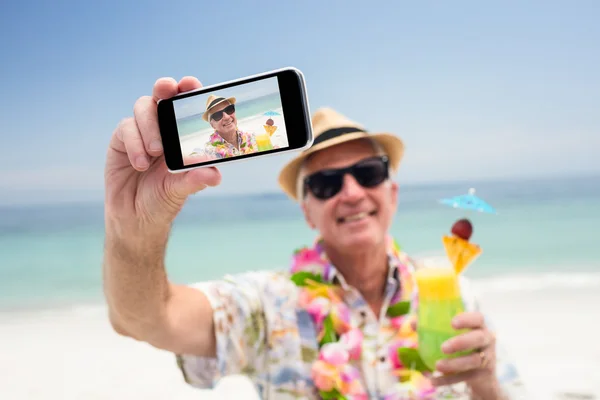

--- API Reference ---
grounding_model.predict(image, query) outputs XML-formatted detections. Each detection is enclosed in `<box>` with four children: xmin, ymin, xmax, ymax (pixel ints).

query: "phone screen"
<box><xmin>157</xmin><ymin>68</ymin><xmax>312</xmax><ymax>171</ymax></box>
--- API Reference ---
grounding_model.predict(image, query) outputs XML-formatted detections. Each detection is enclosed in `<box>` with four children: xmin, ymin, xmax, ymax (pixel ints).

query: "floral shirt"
<box><xmin>175</xmin><ymin>254</ymin><xmax>528</xmax><ymax>399</ymax></box>
<box><xmin>190</xmin><ymin>130</ymin><xmax>258</xmax><ymax>160</ymax></box>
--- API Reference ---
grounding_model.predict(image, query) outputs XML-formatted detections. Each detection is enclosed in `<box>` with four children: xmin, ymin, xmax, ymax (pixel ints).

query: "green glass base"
<box><xmin>416</xmin><ymin>298</ymin><xmax>472</xmax><ymax>371</ymax></box>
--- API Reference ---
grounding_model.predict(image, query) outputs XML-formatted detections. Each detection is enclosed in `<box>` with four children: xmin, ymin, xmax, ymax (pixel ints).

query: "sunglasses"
<box><xmin>303</xmin><ymin>156</ymin><xmax>389</xmax><ymax>200</ymax></box>
<box><xmin>210</xmin><ymin>104</ymin><xmax>235</xmax><ymax>122</ymax></box>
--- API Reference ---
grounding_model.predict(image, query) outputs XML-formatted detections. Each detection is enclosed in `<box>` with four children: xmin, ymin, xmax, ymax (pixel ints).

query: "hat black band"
<box><xmin>207</xmin><ymin>97</ymin><xmax>227</xmax><ymax>111</ymax></box>
<box><xmin>313</xmin><ymin>127</ymin><xmax>367</xmax><ymax>146</ymax></box>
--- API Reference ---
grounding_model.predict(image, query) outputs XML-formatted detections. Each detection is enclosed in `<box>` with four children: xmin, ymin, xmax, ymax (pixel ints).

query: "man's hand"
<box><xmin>411</xmin><ymin>311</ymin><xmax>504</xmax><ymax>398</ymax></box>
<box><xmin>432</xmin><ymin>312</ymin><xmax>497</xmax><ymax>386</ymax></box>
<box><xmin>102</xmin><ymin>76</ymin><xmax>220</xmax><ymax>357</ymax></box>
<box><xmin>105</xmin><ymin>76</ymin><xmax>221</xmax><ymax>236</ymax></box>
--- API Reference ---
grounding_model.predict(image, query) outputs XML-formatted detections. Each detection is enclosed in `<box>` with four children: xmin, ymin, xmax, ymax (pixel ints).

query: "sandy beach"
<box><xmin>1</xmin><ymin>277</ymin><xmax>599</xmax><ymax>400</ymax></box>
<box><xmin>179</xmin><ymin>108</ymin><xmax>288</xmax><ymax>157</ymax></box>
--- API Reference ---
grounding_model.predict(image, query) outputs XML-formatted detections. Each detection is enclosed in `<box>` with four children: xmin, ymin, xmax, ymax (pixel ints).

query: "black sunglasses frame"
<box><xmin>210</xmin><ymin>104</ymin><xmax>236</xmax><ymax>122</ymax></box>
<box><xmin>302</xmin><ymin>155</ymin><xmax>390</xmax><ymax>200</ymax></box>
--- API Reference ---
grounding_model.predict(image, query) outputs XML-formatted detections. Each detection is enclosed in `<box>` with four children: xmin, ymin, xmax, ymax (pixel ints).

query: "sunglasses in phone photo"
<box><xmin>210</xmin><ymin>104</ymin><xmax>236</xmax><ymax>122</ymax></box>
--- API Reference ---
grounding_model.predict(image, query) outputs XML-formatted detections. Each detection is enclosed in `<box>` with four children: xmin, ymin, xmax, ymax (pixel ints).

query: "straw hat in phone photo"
<box><xmin>202</xmin><ymin>94</ymin><xmax>237</xmax><ymax>121</ymax></box>
<box><xmin>278</xmin><ymin>107</ymin><xmax>405</xmax><ymax>201</ymax></box>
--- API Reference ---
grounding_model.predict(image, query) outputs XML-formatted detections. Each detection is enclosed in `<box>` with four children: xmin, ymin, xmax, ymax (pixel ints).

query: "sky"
<box><xmin>0</xmin><ymin>0</ymin><xmax>599</xmax><ymax>205</ymax></box>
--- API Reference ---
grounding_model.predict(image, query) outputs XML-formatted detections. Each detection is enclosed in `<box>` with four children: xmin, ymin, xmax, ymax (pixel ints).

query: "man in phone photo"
<box><xmin>188</xmin><ymin>94</ymin><xmax>259</xmax><ymax>160</ymax></box>
<box><xmin>103</xmin><ymin>76</ymin><xmax>527</xmax><ymax>399</ymax></box>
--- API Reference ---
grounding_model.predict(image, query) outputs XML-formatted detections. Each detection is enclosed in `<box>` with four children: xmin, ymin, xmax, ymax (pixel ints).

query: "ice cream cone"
<box><xmin>442</xmin><ymin>235</ymin><xmax>482</xmax><ymax>274</ymax></box>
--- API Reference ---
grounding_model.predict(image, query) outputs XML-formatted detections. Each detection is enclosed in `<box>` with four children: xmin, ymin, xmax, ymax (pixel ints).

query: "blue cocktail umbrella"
<box><xmin>439</xmin><ymin>188</ymin><xmax>497</xmax><ymax>214</ymax></box>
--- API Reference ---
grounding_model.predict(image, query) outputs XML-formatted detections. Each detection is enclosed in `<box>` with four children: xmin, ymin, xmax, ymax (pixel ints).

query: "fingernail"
<box><xmin>441</xmin><ymin>341</ymin><xmax>451</xmax><ymax>353</ymax></box>
<box><xmin>435</xmin><ymin>360</ymin><xmax>444</xmax><ymax>371</ymax></box>
<box><xmin>136</xmin><ymin>156</ymin><xmax>149</xmax><ymax>168</ymax></box>
<box><xmin>150</xmin><ymin>140</ymin><xmax>163</xmax><ymax>152</ymax></box>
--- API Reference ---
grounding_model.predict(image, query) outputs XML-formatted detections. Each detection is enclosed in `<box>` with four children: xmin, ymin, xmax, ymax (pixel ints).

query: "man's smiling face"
<box><xmin>209</xmin><ymin>101</ymin><xmax>237</xmax><ymax>136</ymax></box>
<box><xmin>301</xmin><ymin>139</ymin><xmax>399</xmax><ymax>252</ymax></box>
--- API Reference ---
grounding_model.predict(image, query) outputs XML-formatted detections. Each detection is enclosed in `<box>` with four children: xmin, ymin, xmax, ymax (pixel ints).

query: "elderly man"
<box><xmin>103</xmin><ymin>76</ymin><xmax>526</xmax><ymax>399</ymax></box>
<box><xmin>189</xmin><ymin>93</ymin><xmax>258</xmax><ymax>159</ymax></box>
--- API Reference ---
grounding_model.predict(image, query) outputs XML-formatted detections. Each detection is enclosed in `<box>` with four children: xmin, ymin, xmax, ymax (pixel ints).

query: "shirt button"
<box><xmin>379</xmin><ymin>356</ymin><xmax>386</xmax><ymax>363</ymax></box>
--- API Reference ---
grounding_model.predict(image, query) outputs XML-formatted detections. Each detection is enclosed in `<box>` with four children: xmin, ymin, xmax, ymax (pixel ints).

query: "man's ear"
<box><xmin>301</xmin><ymin>201</ymin><xmax>317</xmax><ymax>230</ymax></box>
<box><xmin>390</xmin><ymin>180</ymin><xmax>399</xmax><ymax>205</ymax></box>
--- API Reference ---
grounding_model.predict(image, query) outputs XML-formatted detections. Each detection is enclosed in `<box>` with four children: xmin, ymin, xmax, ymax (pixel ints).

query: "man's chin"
<box><xmin>337</xmin><ymin>231</ymin><xmax>383</xmax><ymax>251</ymax></box>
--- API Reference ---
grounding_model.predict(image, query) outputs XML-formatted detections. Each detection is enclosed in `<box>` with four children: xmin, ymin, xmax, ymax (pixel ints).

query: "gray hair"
<box><xmin>296</xmin><ymin>138</ymin><xmax>391</xmax><ymax>201</ymax></box>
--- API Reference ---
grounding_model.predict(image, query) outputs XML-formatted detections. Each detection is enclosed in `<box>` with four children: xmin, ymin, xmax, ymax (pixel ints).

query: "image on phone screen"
<box><xmin>174</xmin><ymin>77</ymin><xmax>289</xmax><ymax>165</ymax></box>
<box><xmin>157</xmin><ymin>67</ymin><xmax>312</xmax><ymax>171</ymax></box>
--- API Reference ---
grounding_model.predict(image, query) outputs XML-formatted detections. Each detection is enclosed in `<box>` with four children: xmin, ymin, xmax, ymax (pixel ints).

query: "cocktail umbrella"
<box><xmin>439</xmin><ymin>188</ymin><xmax>497</xmax><ymax>214</ymax></box>
<box><xmin>264</xmin><ymin>110</ymin><xmax>281</xmax><ymax>117</ymax></box>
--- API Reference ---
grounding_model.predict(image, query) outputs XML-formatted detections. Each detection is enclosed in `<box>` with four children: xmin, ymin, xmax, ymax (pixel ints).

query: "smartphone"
<box><xmin>157</xmin><ymin>66</ymin><xmax>313</xmax><ymax>172</ymax></box>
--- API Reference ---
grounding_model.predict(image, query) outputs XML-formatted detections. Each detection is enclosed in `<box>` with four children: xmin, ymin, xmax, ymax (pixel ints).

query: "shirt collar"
<box><xmin>325</xmin><ymin>253</ymin><xmax>402</xmax><ymax>293</ymax></box>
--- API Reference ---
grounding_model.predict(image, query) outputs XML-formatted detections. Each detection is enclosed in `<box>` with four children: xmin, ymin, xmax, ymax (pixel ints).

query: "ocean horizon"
<box><xmin>1</xmin><ymin>172</ymin><xmax>599</xmax><ymax>311</ymax></box>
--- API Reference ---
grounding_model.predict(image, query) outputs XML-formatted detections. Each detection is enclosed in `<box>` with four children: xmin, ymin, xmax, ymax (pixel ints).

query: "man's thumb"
<box><xmin>165</xmin><ymin>167</ymin><xmax>222</xmax><ymax>200</ymax></box>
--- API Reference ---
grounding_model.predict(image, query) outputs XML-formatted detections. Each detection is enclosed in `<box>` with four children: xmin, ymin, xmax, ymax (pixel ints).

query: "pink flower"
<box><xmin>390</xmin><ymin>315</ymin><xmax>404</xmax><ymax>329</ymax></box>
<box><xmin>291</xmin><ymin>248</ymin><xmax>326</xmax><ymax>273</ymax></box>
<box><xmin>340</xmin><ymin>329</ymin><xmax>363</xmax><ymax>360</ymax></box>
<box><xmin>306</xmin><ymin>297</ymin><xmax>330</xmax><ymax>327</ymax></box>
<box><xmin>320</xmin><ymin>342</ymin><xmax>349</xmax><ymax>366</ymax></box>
<box><xmin>312</xmin><ymin>360</ymin><xmax>341</xmax><ymax>392</ymax></box>
<box><xmin>388</xmin><ymin>340</ymin><xmax>405</xmax><ymax>370</ymax></box>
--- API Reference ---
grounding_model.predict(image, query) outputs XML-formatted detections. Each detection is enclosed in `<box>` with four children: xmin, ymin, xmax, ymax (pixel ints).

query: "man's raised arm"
<box><xmin>102</xmin><ymin>76</ymin><xmax>222</xmax><ymax>357</ymax></box>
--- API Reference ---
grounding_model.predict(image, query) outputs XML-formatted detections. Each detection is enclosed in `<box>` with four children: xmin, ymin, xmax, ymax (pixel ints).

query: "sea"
<box><xmin>1</xmin><ymin>174</ymin><xmax>599</xmax><ymax>311</ymax></box>
<box><xmin>176</xmin><ymin>92</ymin><xmax>283</xmax><ymax>137</ymax></box>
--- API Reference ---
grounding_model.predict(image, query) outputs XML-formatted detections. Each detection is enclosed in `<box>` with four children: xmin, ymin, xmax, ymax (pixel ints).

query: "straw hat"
<box><xmin>202</xmin><ymin>94</ymin><xmax>237</xmax><ymax>121</ymax></box>
<box><xmin>278</xmin><ymin>107</ymin><xmax>405</xmax><ymax>201</ymax></box>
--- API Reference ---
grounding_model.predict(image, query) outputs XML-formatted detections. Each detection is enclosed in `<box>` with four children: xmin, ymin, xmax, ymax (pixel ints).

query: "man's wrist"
<box><xmin>105</xmin><ymin>218</ymin><xmax>171</xmax><ymax>264</ymax></box>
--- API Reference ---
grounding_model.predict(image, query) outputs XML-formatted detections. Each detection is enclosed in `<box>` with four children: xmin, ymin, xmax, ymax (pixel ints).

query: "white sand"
<box><xmin>0</xmin><ymin>307</ymin><xmax>260</xmax><ymax>400</ymax></box>
<box><xmin>1</xmin><ymin>277</ymin><xmax>599</xmax><ymax>399</ymax></box>
<box><xmin>179</xmin><ymin>109</ymin><xmax>288</xmax><ymax>157</ymax></box>
<box><xmin>473</xmin><ymin>285</ymin><xmax>600</xmax><ymax>400</ymax></box>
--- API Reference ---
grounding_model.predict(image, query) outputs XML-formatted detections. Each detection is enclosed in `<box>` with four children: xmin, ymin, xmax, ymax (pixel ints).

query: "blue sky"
<box><xmin>0</xmin><ymin>0</ymin><xmax>598</xmax><ymax>205</ymax></box>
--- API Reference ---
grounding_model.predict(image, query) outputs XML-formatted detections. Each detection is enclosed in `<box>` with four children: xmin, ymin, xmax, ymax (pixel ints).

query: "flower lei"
<box><xmin>209</xmin><ymin>130</ymin><xmax>257</xmax><ymax>158</ymax></box>
<box><xmin>290</xmin><ymin>236</ymin><xmax>437</xmax><ymax>400</ymax></box>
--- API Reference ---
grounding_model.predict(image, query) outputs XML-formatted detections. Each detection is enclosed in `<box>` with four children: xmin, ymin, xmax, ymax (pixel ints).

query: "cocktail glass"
<box><xmin>411</xmin><ymin>255</ymin><xmax>472</xmax><ymax>371</ymax></box>
<box><xmin>255</xmin><ymin>133</ymin><xmax>274</xmax><ymax>151</ymax></box>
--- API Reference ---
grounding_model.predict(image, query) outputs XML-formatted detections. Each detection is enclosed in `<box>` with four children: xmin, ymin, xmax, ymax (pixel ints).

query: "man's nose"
<box><xmin>339</xmin><ymin>174</ymin><xmax>365</xmax><ymax>200</ymax></box>
<box><xmin>222</xmin><ymin>112</ymin><xmax>233</xmax><ymax>122</ymax></box>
